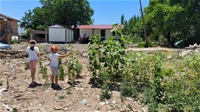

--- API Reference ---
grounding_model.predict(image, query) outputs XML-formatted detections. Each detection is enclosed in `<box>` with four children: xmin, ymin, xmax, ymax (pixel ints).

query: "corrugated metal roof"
<box><xmin>48</xmin><ymin>24</ymin><xmax>73</xmax><ymax>30</ymax></box>
<box><xmin>48</xmin><ymin>24</ymin><xmax>67</xmax><ymax>28</ymax></box>
<box><xmin>0</xmin><ymin>13</ymin><xmax>20</xmax><ymax>22</ymax></box>
<box><xmin>76</xmin><ymin>25</ymin><xmax>124</xmax><ymax>29</ymax></box>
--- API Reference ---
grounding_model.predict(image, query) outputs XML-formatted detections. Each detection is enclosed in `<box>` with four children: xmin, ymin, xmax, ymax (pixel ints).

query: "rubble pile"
<box><xmin>187</xmin><ymin>43</ymin><xmax>200</xmax><ymax>49</ymax></box>
<box><xmin>0</xmin><ymin>50</ymin><xmax>28</xmax><ymax>59</ymax></box>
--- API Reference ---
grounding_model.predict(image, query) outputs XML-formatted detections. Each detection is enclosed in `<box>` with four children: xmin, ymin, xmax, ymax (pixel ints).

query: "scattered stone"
<box><xmin>38</xmin><ymin>104</ymin><xmax>43</xmax><ymax>107</ymax></box>
<box><xmin>12</xmin><ymin>94</ymin><xmax>23</xmax><ymax>98</ymax></box>
<box><xmin>17</xmin><ymin>97</ymin><xmax>31</xmax><ymax>100</ymax></box>
<box><xmin>95</xmin><ymin>97</ymin><xmax>98</xmax><ymax>100</ymax></box>
<box><xmin>87</xmin><ymin>104</ymin><xmax>91</xmax><ymax>107</ymax></box>
<box><xmin>100</xmin><ymin>102</ymin><xmax>105</xmax><ymax>106</ymax></box>
<box><xmin>2</xmin><ymin>72</ymin><xmax>10</xmax><ymax>75</ymax></box>
<box><xmin>45</xmin><ymin>90</ymin><xmax>49</xmax><ymax>92</ymax></box>
<box><xmin>49</xmin><ymin>109</ymin><xmax>53</xmax><ymax>112</ymax></box>
<box><xmin>126</xmin><ymin>97</ymin><xmax>132</xmax><ymax>101</ymax></box>
<box><xmin>54</xmin><ymin>107</ymin><xmax>63</xmax><ymax>110</ymax></box>
<box><xmin>64</xmin><ymin>107</ymin><xmax>68</xmax><ymax>111</ymax></box>
<box><xmin>81</xmin><ymin>51</ymin><xmax>88</xmax><ymax>58</ymax></box>
<box><xmin>10</xmin><ymin>91</ymin><xmax>15</xmax><ymax>94</ymax></box>
<box><xmin>110</xmin><ymin>106</ymin><xmax>115</xmax><ymax>110</ymax></box>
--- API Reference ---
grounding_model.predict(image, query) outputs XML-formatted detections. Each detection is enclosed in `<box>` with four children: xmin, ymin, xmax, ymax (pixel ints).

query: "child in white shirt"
<box><xmin>49</xmin><ymin>46</ymin><xmax>70</xmax><ymax>89</ymax></box>
<box><xmin>26</xmin><ymin>40</ymin><xmax>40</xmax><ymax>87</ymax></box>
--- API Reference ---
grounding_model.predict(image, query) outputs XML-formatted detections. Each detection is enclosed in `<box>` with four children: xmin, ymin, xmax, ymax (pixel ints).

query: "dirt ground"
<box><xmin>0</xmin><ymin>43</ymin><xmax>149</xmax><ymax>112</ymax></box>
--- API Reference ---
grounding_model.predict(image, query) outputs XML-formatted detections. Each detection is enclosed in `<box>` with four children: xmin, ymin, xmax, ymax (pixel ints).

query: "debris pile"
<box><xmin>187</xmin><ymin>43</ymin><xmax>200</xmax><ymax>49</ymax></box>
<box><xmin>0</xmin><ymin>50</ymin><xmax>28</xmax><ymax>59</ymax></box>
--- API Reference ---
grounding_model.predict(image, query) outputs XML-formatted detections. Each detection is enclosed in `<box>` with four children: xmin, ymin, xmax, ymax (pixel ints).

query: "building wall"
<box><xmin>80</xmin><ymin>29</ymin><xmax>92</xmax><ymax>37</ymax></box>
<box><xmin>65</xmin><ymin>29</ymin><xmax>74</xmax><ymax>42</ymax></box>
<box><xmin>49</xmin><ymin>28</ymin><xmax>65</xmax><ymax>42</ymax></box>
<box><xmin>93</xmin><ymin>29</ymin><xmax>99</xmax><ymax>35</ymax></box>
<box><xmin>106</xmin><ymin>30</ymin><xmax>111</xmax><ymax>40</ymax></box>
<box><xmin>79</xmin><ymin>28</ymin><xmax>112</xmax><ymax>40</ymax></box>
<box><xmin>0</xmin><ymin>20</ymin><xmax>6</xmax><ymax>33</ymax></box>
<box><xmin>11</xmin><ymin>20</ymin><xmax>18</xmax><ymax>33</ymax></box>
<box><xmin>0</xmin><ymin>20</ymin><xmax>18</xmax><ymax>34</ymax></box>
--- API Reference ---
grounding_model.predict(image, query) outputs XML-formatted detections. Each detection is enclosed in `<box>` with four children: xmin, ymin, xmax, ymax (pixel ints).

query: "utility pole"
<box><xmin>139</xmin><ymin>0</ymin><xmax>148</xmax><ymax>47</ymax></box>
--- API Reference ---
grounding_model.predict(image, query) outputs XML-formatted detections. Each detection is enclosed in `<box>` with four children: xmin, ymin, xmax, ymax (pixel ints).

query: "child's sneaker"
<box><xmin>51</xmin><ymin>83</ymin><xmax>55</xmax><ymax>88</ymax></box>
<box><xmin>53</xmin><ymin>85</ymin><xmax>62</xmax><ymax>90</ymax></box>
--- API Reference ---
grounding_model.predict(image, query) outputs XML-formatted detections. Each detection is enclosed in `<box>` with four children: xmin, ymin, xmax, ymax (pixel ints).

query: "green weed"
<box><xmin>24</xmin><ymin>62</ymin><xmax>29</xmax><ymax>70</ymax></box>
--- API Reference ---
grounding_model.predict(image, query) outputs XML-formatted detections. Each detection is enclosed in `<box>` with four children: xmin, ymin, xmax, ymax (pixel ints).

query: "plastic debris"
<box><xmin>80</xmin><ymin>99</ymin><xmax>87</xmax><ymax>104</ymax></box>
<box><xmin>0</xmin><ymin>88</ymin><xmax>8</xmax><ymax>95</ymax></box>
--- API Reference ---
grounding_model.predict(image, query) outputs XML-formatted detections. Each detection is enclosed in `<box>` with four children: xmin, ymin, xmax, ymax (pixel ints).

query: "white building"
<box><xmin>48</xmin><ymin>24</ymin><xmax>74</xmax><ymax>43</ymax></box>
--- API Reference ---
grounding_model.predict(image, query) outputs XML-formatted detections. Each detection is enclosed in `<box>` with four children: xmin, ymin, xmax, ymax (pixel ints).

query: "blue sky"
<box><xmin>0</xmin><ymin>0</ymin><xmax>149</xmax><ymax>32</ymax></box>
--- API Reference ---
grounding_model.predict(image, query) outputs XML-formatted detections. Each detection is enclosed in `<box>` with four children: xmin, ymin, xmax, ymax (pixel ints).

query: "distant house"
<box><xmin>0</xmin><ymin>13</ymin><xmax>20</xmax><ymax>43</ymax></box>
<box><xmin>48</xmin><ymin>24</ymin><xmax>74</xmax><ymax>43</ymax></box>
<box><xmin>30</xmin><ymin>30</ymin><xmax>48</xmax><ymax>43</ymax></box>
<box><xmin>76</xmin><ymin>25</ymin><xmax>124</xmax><ymax>40</ymax></box>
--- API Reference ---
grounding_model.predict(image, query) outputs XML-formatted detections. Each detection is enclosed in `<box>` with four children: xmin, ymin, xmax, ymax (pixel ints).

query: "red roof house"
<box><xmin>76</xmin><ymin>24</ymin><xmax>123</xmax><ymax>40</ymax></box>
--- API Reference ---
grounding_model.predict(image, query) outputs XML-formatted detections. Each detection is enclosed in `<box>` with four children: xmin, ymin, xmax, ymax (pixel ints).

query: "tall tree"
<box><xmin>122</xmin><ymin>0</ymin><xmax>200</xmax><ymax>46</ymax></box>
<box><xmin>20</xmin><ymin>0</ymin><xmax>94</xmax><ymax>30</ymax></box>
<box><xmin>121</xmin><ymin>14</ymin><xmax>124</xmax><ymax>25</ymax></box>
<box><xmin>20</xmin><ymin>10</ymin><xmax>33</xmax><ymax>30</ymax></box>
<box><xmin>144</xmin><ymin>0</ymin><xmax>200</xmax><ymax>44</ymax></box>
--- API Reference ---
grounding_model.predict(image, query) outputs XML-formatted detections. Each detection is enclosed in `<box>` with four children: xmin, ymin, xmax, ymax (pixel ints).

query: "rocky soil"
<box><xmin>0</xmin><ymin>43</ymin><xmax>147</xmax><ymax>112</ymax></box>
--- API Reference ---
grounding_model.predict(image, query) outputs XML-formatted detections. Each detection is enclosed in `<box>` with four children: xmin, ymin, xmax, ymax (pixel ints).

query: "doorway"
<box><xmin>100</xmin><ymin>29</ymin><xmax>105</xmax><ymax>41</ymax></box>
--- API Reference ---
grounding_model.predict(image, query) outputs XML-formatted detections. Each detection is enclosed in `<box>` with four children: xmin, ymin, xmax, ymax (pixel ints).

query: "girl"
<box><xmin>26</xmin><ymin>40</ymin><xmax>40</xmax><ymax>87</ymax></box>
<box><xmin>49</xmin><ymin>46</ymin><xmax>70</xmax><ymax>89</ymax></box>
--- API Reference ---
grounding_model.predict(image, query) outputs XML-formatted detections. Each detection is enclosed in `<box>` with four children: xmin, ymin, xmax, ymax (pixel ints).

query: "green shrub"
<box><xmin>12</xmin><ymin>108</ymin><xmax>18</xmax><ymax>112</ymax></box>
<box><xmin>100</xmin><ymin>83</ymin><xmax>112</xmax><ymax>101</ymax></box>
<box><xmin>138</xmin><ymin>41</ymin><xmax>146</xmax><ymax>48</ymax></box>
<box><xmin>159</xmin><ymin>35</ymin><xmax>168</xmax><ymax>45</ymax></box>
<box><xmin>58</xmin><ymin>58</ymin><xmax>65</xmax><ymax>80</ymax></box>
<box><xmin>67</xmin><ymin>45</ymin><xmax>83</xmax><ymax>82</ymax></box>
<box><xmin>24</xmin><ymin>62</ymin><xmax>29</xmax><ymax>70</ymax></box>
<box><xmin>121</xmin><ymin>82</ymin><xmax>138</xmax><ymax>98</ymax></box>
<box><xmin>39</xmin><ymin>60</ymin><xmax>48</xmax><ymax>78</ymax></box>
<box><xmin>38</xmin><ymin>46</ymin><xmax>45</xmax><ymax>56</ymax></box>
<box><xmin>75</xmin><ymin>60</ymin><xmax>83</xmax><ymax>76</ymax></box>
<box><xmin>12</xmin><ymin>39</ymin><xmax>18</xmax><ymax>44</ymax></box>
<box><xmin>88</xmin><ymin>24</ymin><xmax>200</xmax><ymax>111</ymax></box>
<box><xmin>132</xmin><ymin>34</ymin><xmax>143</xmax><ymax>43</ymax></box>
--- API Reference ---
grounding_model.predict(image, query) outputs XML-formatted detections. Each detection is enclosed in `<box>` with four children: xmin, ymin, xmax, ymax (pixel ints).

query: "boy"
<box><xmin>49</xmin><ymin>46</ymin><xmax>70</xmax><ymax>89</ymax></box>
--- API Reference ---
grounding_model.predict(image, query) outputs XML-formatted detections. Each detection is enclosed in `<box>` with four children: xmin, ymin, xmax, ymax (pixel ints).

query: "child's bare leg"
<box><xmin>51</xmin><ymin>76</ymin><xmax>54</xmax><ymax>84</ymax></box>
<box><xmin>55</xmin><ymin>76</ymin><xmax>58</xmax><ymax>86</ymax></box>
<box><xmin>30</xmin><ymin>68</ymin><xmax>36</xmax><ymax>84</ymax></box>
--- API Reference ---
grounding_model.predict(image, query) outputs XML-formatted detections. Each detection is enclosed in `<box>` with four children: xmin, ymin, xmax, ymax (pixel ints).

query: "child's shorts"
<box><xmin>29</xmin><ymin>60</ymin><xmax>38</xmax><ymax>70</ymax></box>
<box><xmin>50</xmin><ymin>66</ymin><xmax>58</xmax><ymax>76</ymax></box>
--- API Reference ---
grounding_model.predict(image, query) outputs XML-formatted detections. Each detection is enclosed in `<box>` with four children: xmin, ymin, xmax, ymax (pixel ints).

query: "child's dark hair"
<box><xmin>29</xmin><ymin>40</ymin><xmax>36</xmax><ymax>51</ymax></box>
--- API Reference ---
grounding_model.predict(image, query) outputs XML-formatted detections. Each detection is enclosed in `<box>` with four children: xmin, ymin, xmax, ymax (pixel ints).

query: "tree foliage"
<box><xmin>121</xmin><ymin>14</ymin><xmax>124</xmax><ymax>25</ymax></box>
<box><xmin>123</xmin><ymin>0</ymin><xmax>200</xmax><ymax>47</ymax></box>
<box><xmin>20</xmin><ymin>0</ymin><xmax>94</xmax><ymax>30</ymax></box>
